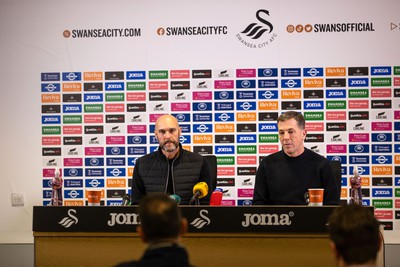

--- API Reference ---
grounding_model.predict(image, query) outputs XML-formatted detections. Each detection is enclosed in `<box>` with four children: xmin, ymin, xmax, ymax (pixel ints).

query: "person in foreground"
<box><xmin>252</xmin><ymin>111</ymin><xmax>339</xmax><ymax>205</ymax></box>
<box><xmin>328</xmin><ymin>204</ymin><xmax>382</xmax><ymax>267</ymax></box>
<box><xmin>131</xmin><ymin>114</ymin><xmax>212</xmax><ymax>205</ymax></box>
<box><xmin>115</xmin><ymin>193</ymin><xmax>192</xmax><ymax>267</ymax></box>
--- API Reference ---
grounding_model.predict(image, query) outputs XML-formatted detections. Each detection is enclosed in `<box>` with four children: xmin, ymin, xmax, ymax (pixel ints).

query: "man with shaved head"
<box><xmin>131</xmin><ymin>114</ymin><xmax>212</xmax><ymax>205</ymax></box>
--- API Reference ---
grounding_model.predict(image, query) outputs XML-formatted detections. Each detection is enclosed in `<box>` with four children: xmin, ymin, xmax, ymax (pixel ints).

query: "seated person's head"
<box><xmin>277</xmin><ymin>111</ymin><xmax>305</xmax><ymax>130</ymax></box>
<box><xmin>137</xmin><ymin>193</ymin><xmax>187</xmax><ymax>243</ymax></box>
<box><xmin>328</xmin><ymin>204</ymin><xmax>381</xmax><ymax>266</ymax></box>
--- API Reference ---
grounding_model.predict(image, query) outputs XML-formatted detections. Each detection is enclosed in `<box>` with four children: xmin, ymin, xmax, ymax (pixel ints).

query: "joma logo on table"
<box><xmin>241</xmin><ymin>212</ymin><xmax>294</xmax><ymax>227</ymax></box>
<box><xmin>108</xmin><ymin>213</ymin><xmax>139</xmax><ymax>226</ymax></box>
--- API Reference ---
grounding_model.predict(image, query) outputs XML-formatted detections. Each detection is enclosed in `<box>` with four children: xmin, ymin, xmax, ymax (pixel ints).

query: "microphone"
<box><xmin>169</xmin><ymin>194</ymin><xmax>181</xmax><ymax>204</ymax></box>
<box><xmin>189</xmin><ymin>182</ymin><xmax>209</xmax><ymax>205</ymax></box>
<box><xmin>210</xmin><ymin>188</ymin><xmax>223</xmax><ymax>206</ymax></box>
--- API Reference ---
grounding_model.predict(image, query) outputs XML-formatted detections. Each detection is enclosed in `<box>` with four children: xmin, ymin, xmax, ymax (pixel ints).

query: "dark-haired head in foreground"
<box><xmin>138</xmin><ymin>193</ymin><xmax>185</xmax><ymax>243</ymax></box>
<box><xmin>328</xmin><ymin>204</ymin><xmax>382</xmax><ymax>267</ymax></box>
<box><xmin>115</xmin><ymin>193</ymin><xmax>191</xmax><ymax>267</ymax></box>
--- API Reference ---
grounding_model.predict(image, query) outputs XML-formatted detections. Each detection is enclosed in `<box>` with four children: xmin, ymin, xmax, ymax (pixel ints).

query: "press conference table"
<box><xmin>32</xmin><ymin>206</ymin><xmax>378</xmax><ymax>267</ymax></box>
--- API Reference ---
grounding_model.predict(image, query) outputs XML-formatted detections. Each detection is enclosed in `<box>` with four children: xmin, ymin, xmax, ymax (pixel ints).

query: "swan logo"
<box><xmin>190</xmin><ymin>209</ymin><xmax>211</xmax><ymax>229</ymax></box>
<box><xmin>58</xmin><ymin>209</ymin><xmax>78</xmax><ymax>228</ymax></box>
<box><xmin>236</xmin><ymin>9</ymin><xmax>277</xmax><ymax>48</ymax></box>
<box><xmin>241</xmin><ymin>10</ymin><xmax>273</xmax><ymax>39</ymax></box>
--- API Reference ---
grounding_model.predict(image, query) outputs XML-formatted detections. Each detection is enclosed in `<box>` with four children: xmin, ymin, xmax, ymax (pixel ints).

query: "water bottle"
<box><xmin>121</xmin><ymin>194</ymin><xmax>132</xmax><ymax>206</ymax></box>
<box><xmin>51</xmin><ymin>168</ymin><xmax>63</xmax><ymax>206</ymax></box>
<box><xmin>350</xmin><ymin>166</ymin><xmax>362</xmax><ymax>205</ymax></box>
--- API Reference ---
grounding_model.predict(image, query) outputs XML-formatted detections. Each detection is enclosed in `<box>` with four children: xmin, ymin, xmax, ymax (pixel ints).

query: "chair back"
<box><xmin>329</xmin><ymin>160</ymin><xmax>342</xmax><ymax>200</ymax></box>
<box><xmin>203</xmin><ymin>155</ymin><xmax>217</xmax><ymax>191</ymax></box>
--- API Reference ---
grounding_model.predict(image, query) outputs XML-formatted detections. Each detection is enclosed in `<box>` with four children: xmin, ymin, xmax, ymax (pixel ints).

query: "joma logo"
<box><xmin>242</xmin><ymin>212</ymin><xmax>293</xmax><ymax>227</ymax></box>
<box><xmin>108</xmin><ymin>213</ymin><xmax>139</xmax><ymax>226</ymax></box>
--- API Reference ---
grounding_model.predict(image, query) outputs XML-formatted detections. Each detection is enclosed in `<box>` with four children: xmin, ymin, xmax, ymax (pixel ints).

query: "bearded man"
<box><xmin>131</xmin><ymin>114</ymin><xmax>212</xmax><ymax>205</ymax></box>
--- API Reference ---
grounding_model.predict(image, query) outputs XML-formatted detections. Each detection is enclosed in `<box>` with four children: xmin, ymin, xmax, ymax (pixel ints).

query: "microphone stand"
<box><xmin>189</xmin><ymin>192</ymin><xmax>200</xmax><ymax>205</ymax></box>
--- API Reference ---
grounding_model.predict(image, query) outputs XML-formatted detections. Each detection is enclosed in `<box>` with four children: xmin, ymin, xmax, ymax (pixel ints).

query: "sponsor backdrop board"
<box><xmin>1</xmin><ymin>0</ymin><xmax>399</xmax><ymax>242</ymax></box>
